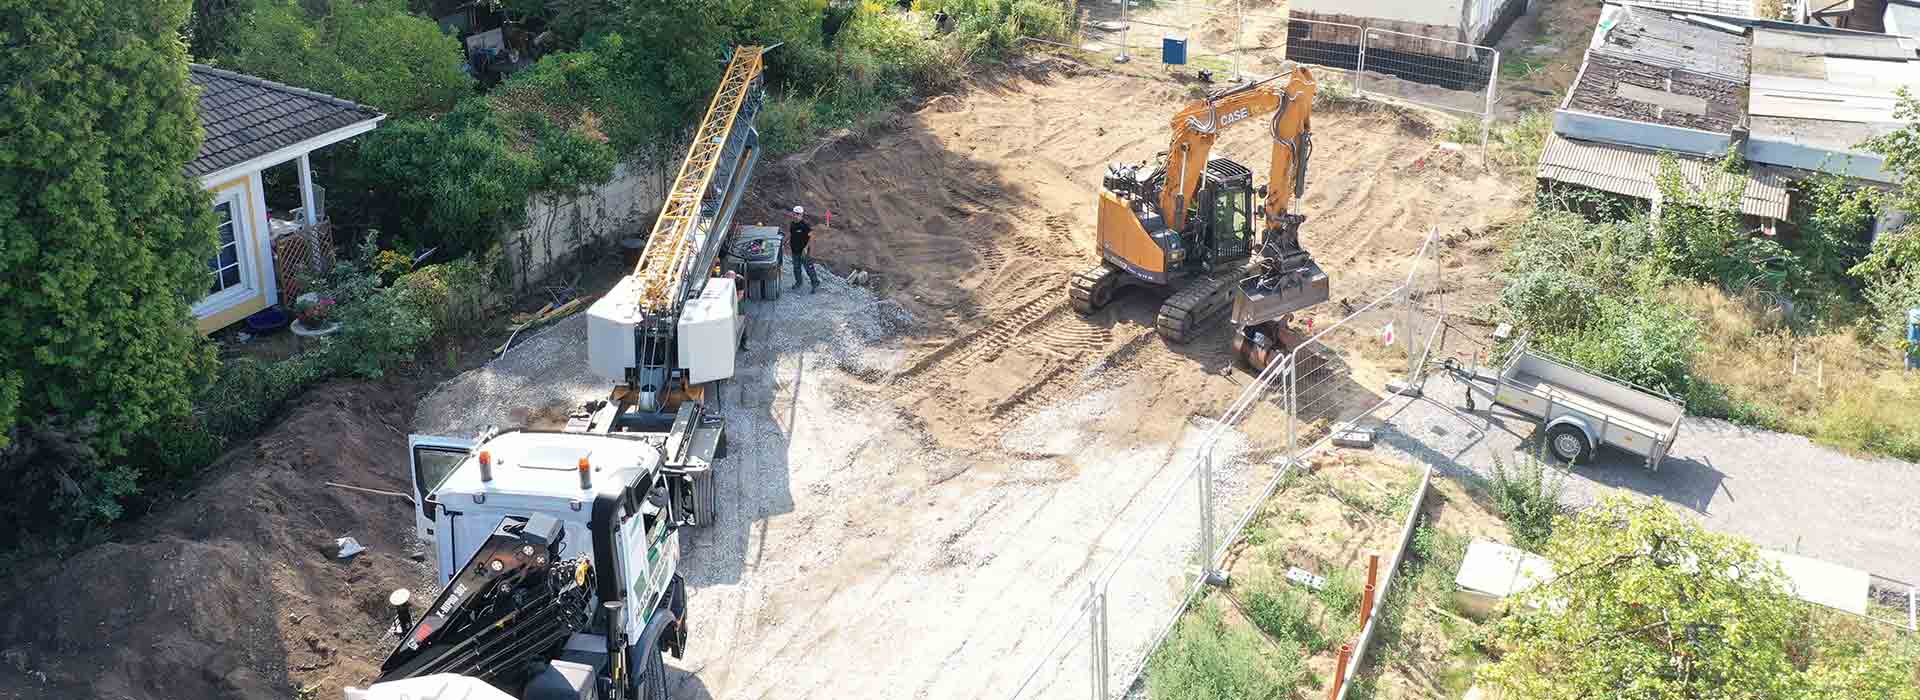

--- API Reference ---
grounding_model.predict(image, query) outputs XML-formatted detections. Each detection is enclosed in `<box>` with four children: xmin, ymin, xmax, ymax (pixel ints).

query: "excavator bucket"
<box><xmin>1231</xmin><ymin>257</ymin><xmax>1329</xmax><ymax>327</ymax></box>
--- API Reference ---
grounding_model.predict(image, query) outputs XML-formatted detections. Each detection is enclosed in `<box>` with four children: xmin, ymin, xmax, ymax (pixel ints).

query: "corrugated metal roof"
<box><xmin>1595</xmin><ymin>4</ymin><xmax>1752</xmax><ymax>82</ymax></box>
<box><xmin>1537</xmin><ymin>132</ymin><xmax>1791</xmax><ymax>219</ymax></box>
<box><xmin>1624</xmin><ymin>0</ymin><xmax>1759</xmax><ymax>19</ymax></box>
<box><xmin>1750</xmin><ymin>73</ymin><xmax>1901</xmax><ymax>122</ymax></box>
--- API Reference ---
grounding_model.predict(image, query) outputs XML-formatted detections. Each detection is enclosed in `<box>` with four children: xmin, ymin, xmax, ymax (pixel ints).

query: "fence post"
<box><xmin>1482</xmin><ymin>48</ymin><xmax>1499</xmax><ymax>170</ymax></box>
<box><xmin>1200</xmin><ymin>443</ymin><xmax>1229</xmax><ymax>586</ymax></box>
<box><xmin>1355</xmin><ymin>29</ymin><xmax>1367</xmax><ymax>97</ymax></box>
<box><xmin>1115</xmin><ymin>0</ymin><xmax>1131</xmax><ymax>63</ymax></box>
<box><xmin>1088</xmin><ymin>582</ymin><xmax>1109</xmax><ymax>700</ymax></box>
<box><xmin>1285</xmin><ymin>353</ymin><xmax>1297</xmax><ymax>461</ymax></box>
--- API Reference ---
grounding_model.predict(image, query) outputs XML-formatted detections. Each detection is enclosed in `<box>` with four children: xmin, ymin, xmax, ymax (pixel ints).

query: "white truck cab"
<box><xmin>371</xmin><ymin>428</ymin><xmax>697</xmax><ymax>699</ymax></box>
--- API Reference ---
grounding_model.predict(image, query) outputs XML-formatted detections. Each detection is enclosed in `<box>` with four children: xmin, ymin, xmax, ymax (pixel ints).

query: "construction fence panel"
<box><xmin>1357</xmin><ymin>27</ymin><xmax>1499</xmax><ymax>119</ymax></box>
<box><xmin>1004</xmin><ymin>593</ymin><xmax>1098</xmax><ymax>700</ymax></box>
<box><xmin>1255</xmin><ymin>14</ymin><xmax>1363</xmax><ymax>96</ymax></box>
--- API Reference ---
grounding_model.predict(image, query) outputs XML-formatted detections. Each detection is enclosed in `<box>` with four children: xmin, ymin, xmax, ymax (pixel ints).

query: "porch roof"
<box><xmin>187</xmin><ymin>64</ymin><xmax>384</xmax><ymax>179</ymax></box>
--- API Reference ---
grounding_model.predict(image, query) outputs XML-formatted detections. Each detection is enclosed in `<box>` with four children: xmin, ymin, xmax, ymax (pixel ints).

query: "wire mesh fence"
<box><xmin>1032</xmin><ymin>2</ymin><xmax>1500</xmax><ymax>155</ymax></box>
<box><xmin>1358</xmin><ymin>27</ymin><xmax>1499</xmax><ymax>118</ymax></box>
<box><xmin>1004</xmin><ymin>229</ymin><xmax>1445</xmax><ymax>700</ymax></box>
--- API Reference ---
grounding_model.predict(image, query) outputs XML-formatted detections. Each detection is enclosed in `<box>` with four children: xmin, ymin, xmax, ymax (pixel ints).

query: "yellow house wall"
<box><xmin>193</xmin><ymin>172</ymin><xmax>277</xmax><ymax>335</ymax></box>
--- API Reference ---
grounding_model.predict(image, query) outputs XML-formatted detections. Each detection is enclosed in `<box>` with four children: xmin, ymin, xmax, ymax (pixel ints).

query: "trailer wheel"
<box><xmin>1546</xmin><ymin>424</ymin><xmax>1591</xmax><ymax>464</ymax></box>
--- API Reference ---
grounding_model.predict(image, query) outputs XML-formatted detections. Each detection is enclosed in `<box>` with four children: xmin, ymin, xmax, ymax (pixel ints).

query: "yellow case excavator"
<box><xmin>1070</xmin><ymin>66</ymin><xmax>1327</xmax><ymax>369</ymax></box>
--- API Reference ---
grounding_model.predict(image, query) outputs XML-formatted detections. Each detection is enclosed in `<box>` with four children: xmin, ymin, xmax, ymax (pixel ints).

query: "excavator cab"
<box><xmin>1187</xmin><ymin>159</ymin><xmax>1255</xmax><ymax>271</ymax></box>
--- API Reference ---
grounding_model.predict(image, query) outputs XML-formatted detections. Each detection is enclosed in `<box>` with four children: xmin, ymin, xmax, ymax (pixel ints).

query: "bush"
<box><xmin>926</xmin><ymin>0</ymin><xmax>1071</xmax><ymax>60</ymax></box>
<box><xmin>1537</xmin><ymin>292</ymin><xmax>1702</xmax><ymax>396</ymax></box>
<box><xmin>200</xmin><ymin>355</ymin><xmax>328</xmax><ymax>440</ymax></box>
<box><xmin>1486</xmin><ymin>455</ymin><xmax>1565</xmax><ymax>551</ymax></box>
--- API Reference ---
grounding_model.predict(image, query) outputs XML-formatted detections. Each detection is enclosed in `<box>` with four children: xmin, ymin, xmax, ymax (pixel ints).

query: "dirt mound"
<box><xmin>0</xmin><ymin>383</ymin><xmax>428</xmax><ymax>700</ymax></box>
<box><xmin>921</xmin><ymin>94</ymin><xmax>965</xmax><ymax>113</ymax></box>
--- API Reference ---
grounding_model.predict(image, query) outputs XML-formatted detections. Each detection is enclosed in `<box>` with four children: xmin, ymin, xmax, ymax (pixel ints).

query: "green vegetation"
<box><xmin>195</xmin><ymin>242</ymin><xmax>504</xmax><ymax>465</ymax></box>
<box><xmin>1480</xmin><ymin>496</ymin><xmax>1920</xmax><ymax>700</ymax></box>
<box><xmin>220</xmin><ymin>0</ymin><xmax>473</xmax><ymax>115</ymax></box>
<box><xmin>1485</xmin><ymin>455</ymin><xmax>1564</xmax><ymax>551</ymax></box>
<box><xmin>1496</xmin><ymin>147</ymin><xmax>1920</xmax><ymax>457</ymax></box>
<box><xmin>1150</xmin><ymin>600</ymin><xmax>1306</xmax><ymax>700</ymax></box>
<box><xmin>0</xmin><ymin>0</ymin><xmax>220</xmax><ymax>533</ymax></box>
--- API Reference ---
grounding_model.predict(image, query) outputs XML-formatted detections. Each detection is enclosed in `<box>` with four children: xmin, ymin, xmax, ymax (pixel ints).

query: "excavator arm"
<box><xmin>1156</xmin><ymin>66</ymin><xmax>1315</xmax><ymax>233</ymax></box>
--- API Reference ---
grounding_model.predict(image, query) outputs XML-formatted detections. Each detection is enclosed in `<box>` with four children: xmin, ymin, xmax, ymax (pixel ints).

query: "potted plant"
<box><xmin>290</xmin><ymin>293</ymin><xmax>340</xmax><ymax>336</ymax></box>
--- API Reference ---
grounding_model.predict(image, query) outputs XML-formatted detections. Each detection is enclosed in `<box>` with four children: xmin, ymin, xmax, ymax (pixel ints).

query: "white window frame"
<box><xmin>193</xmin><ymin>188</ymin><xmax>255</xmax><ymax>318</ymax></box>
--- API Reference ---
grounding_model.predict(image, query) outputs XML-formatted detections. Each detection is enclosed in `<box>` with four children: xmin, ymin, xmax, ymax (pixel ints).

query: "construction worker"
<box><xmin>787</xmin><ymin>205</ymin><xmax>819</xmax><ymax>293</ymax></box>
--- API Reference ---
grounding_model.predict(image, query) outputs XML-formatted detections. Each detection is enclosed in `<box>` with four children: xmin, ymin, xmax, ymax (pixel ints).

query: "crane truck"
<box><xmin>346</xmin><ymin>45</ymin><xmax>769</xmax><ymax>700</ymax></box>
<box><xmin>1070</xmin><ymin>66</ymin><xmax>1328</xmax><ymax>370</ymax></box>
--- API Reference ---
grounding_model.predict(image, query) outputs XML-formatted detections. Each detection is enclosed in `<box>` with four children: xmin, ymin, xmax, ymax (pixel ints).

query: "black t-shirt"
<box><xmin>789</xmin><ymin>220</ymin><xmax>812</xmax><ymax>252</ymax></box>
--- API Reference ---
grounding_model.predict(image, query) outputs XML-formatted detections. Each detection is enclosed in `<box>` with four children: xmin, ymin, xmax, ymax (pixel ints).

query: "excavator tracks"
<box><xmin>1156</xmin><ymin>273</ymin><xmax>1237</xmax><ymax>345</ymax></box>
<box><xmin>1070</xmin><ymin>263</ymin><xmax>1125</xmax><ymax>315</ymax></box>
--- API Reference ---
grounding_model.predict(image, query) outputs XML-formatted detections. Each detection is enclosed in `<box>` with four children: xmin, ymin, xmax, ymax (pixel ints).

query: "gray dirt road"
<box><xmin>1373</xmin><ymin>371</ymin><xmax>1920</xmax><ymax>584</ymax></box>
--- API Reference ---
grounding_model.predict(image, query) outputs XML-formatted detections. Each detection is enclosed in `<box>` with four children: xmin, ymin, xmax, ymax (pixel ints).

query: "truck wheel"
<box><xmin>641</xmin><ymin>645</ymin><xmax>668</xmax><ymax>700</ymax></box>
<box><xmin>1546</xmin><ymin>424</ymin><xmax>1591</xmax><ymax>464</ymax></box>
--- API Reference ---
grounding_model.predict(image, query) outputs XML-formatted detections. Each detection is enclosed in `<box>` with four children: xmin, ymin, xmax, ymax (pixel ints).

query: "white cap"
<box><xmin>791</xmin><ymin>205</ymin><xmax>805</xmax><ymax>215</ymax></box>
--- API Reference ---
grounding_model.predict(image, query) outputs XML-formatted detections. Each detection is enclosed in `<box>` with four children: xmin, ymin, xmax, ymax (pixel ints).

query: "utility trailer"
<box><xmin>1447</xmin><ymin>334</ymin><xmax>1685</xmax><ymax>468</ymax></box>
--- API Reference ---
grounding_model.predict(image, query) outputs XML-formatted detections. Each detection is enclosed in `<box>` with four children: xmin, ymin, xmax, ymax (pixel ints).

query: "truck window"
<box><xmin>413</xmin><ymin>446</ymin><xmax>467</xmax><ymax>507</ymax></box>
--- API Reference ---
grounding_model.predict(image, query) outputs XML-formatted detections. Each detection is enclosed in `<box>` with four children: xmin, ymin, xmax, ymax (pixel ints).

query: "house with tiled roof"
<box><xmin>187</xmin><ymin>64</ymin><xmax>384</xmax><ymax>333</ymax></box>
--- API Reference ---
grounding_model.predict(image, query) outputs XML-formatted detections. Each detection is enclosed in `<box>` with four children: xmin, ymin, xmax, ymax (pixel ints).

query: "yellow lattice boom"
<box><xmin>633</xmin><ymin>45</ymin><xmax>765</xmax><ymax>314</ymax></box>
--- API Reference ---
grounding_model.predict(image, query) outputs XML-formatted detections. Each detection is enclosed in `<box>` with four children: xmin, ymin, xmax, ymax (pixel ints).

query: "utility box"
<box><xmin>1162</xmin><ymin>35</ymin><xmax>1188</xmax><ymax>65</ymax></box>
<box><xmin>586</xmin><ymin>274</ymin><xmax>644</xmax><ymax>383</ymax></box>
<box><xmin>678</xmin><ymin>276</ymin><xmax>739</xmax><ymax>385</ymax></box>
<box><xmin>1453</xmin><ymin>539</ymin><xmax>1552</xmax><ymax>620</ymax></box>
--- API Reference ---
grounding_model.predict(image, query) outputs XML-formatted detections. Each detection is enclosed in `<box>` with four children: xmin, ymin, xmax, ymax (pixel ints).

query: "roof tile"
<box><xmin>186</xmin><ymin>64</ymin><xmax>384</xmax><ymax>177</ymax></box>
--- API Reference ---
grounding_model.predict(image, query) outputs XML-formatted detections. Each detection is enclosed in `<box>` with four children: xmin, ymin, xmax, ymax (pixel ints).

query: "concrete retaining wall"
<box><xmin>503</xmin><ymin>160</ymin><xmax>667</xmax><ymax>290</ymax></box>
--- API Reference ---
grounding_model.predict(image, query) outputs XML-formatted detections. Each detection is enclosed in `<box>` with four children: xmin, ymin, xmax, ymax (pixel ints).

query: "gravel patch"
<box><xmin>1373</xmin><ymin>371</ymin><xmax>1920</xmax><ymax>584</ymax></box>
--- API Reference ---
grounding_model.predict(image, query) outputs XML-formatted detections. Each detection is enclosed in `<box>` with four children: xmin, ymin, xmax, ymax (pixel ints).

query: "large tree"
<box><xmin>1479</xmin><ymin>496</ymin><xmax>1918</xmax><ymax>700</ymax></box>
<box><xmin>0</xmin><ymin>0</ymin><xmax>218</xmax><ymax>520</ymax></box>
<box><xmin>222</xmin><ymin>0</ymin><xmax>472</xmax><ymax>115</ymax></box>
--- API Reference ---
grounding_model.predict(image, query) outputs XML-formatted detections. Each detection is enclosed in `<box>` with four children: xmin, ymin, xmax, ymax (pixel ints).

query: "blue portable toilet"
<box><xmin>1907</xmin><ymin>308</ymin><xmax>1920</xmax><ymax>370</ymax></box>
<box><xmin>1163</xmin><ymin>34</ymin><xmax>1188</xmax><ymax>65</ymax></box>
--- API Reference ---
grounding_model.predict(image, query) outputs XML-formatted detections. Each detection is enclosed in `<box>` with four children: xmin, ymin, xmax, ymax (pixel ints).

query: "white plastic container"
<box><xmin>678</xmin><ymin>276</ymin><xmax>738</xmax><ymax>385</ymax></box>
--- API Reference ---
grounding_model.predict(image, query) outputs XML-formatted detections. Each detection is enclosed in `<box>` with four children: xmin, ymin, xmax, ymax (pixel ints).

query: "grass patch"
<box><xmin>1673</xmin><ymin>284</ymin><xmax>1920</xmax><ymax>459</ymax></box>
<box><xmin>1150</xmin><ymin>599</ymin><xmax>1308</xmax><ymax>700</ymax></box>
<box><xmin>1486</xmin><ymin>111</ymin><xmax>1551</xmax><ymax>171</ymax></box>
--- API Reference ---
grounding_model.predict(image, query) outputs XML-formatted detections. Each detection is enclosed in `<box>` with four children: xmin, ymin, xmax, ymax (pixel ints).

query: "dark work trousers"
<box><xmin>790</xmin><ymin>240</ymin><xmax>819</xmax><ymax>288</ymax></box>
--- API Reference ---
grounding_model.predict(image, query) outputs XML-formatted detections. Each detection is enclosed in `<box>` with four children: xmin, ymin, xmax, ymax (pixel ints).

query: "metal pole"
<box><xmin>1482</xmin><ymin>49</ymin><xmax>1499</xmax><ymax>170</ymax></box>
<box><xmin>1286</xmin><ymin>354</ymin><xmax>1297</xmax><ymax>460</ymax></box>
<box><xmin>1089</xmin><ymin>582</ymin><xmax>1110</xmax><ymax>700</ymax></box>
<box><xmin>1403</xmin><ymin>270</ymin><xmax>1417</xmax><ymax>385</ymax></box>
<box><xmin>1355</xmin><ymin>28</ymin><xmax>1367</xmax><ymax>97</ymax></box>
<box><xmin>1115</xmin><ymin>0</ymin><xmax>1131</xmax><ymax>63</ymax></box>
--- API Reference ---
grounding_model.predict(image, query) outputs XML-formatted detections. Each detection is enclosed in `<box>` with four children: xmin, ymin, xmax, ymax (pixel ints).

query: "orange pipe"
<box><xmin>1328</xmin><ymin>643</ymin><xmax>1352</xmax><ymax>700</ymax></box>
<box><xmin>1360</xmin><ymin>553</ymin><xmax>1380</xmax><ymax>627</ymax></box>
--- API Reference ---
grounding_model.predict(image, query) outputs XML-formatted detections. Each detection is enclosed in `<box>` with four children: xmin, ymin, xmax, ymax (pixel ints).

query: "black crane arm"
<box><xmin>378</xmin><ymin>514</ymin><xmax>596</xmax><ymax>689</ymax></box>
